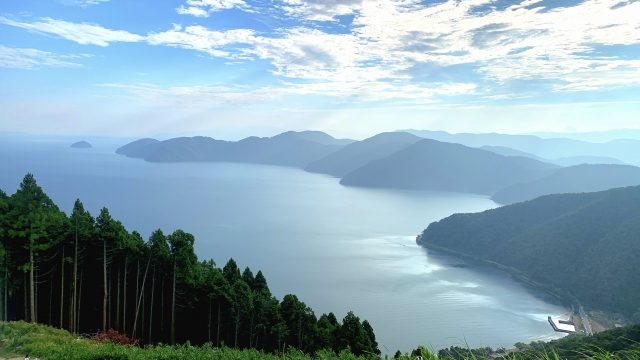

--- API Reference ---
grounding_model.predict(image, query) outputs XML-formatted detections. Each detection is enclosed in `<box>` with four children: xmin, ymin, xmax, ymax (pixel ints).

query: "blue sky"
<box><xmin>1</xmin><ymin>0</ymin><xmax>639</xmax><ymax>139</ymax></box>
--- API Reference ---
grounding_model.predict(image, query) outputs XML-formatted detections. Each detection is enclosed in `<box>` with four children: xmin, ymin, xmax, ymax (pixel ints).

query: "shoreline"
<box><xmin>417</xmin><ymin>239</ymin><xmax>580</xmax><ymax>312</ymax></box>
<box><xmin>417</xmin><ymin>239</ymin><xmax>626</xmax><ymax>334</ymax></box>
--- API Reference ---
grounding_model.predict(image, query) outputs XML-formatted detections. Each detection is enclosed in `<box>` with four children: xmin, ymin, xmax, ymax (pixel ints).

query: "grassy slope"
<box><xmin>2</xmin><ymin>322</ymin><xmax>640</xmax><ymax>360</ymax></box>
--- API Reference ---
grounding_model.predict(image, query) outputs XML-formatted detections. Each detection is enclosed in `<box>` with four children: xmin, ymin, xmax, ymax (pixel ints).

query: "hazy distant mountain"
<box><xmin>479</xmin><ymin>145</ymin><xmax>546</xmax><ymax>161</ymax></box>
<box><xmin>116</xmin><ymin>131</ymin><xmax>348</xmax><ymax>168</ymax></box>
<box><xmin>70</xmin><ymin>141</ymin><xmax>92</xmax><ymax>149</ymax></box>
<box><xmin>418</xmin><ymin>185</ymin><xmax>640</xmax><ymax>318</ymax></box>
<box><xmin>533</xmin><ymin>129</ymin><xmax>640</xmax><ymax>143</ymax></box>
<box><xmin>340</xmin><ymin>139</ymin><xmax>558</xmax><ymax>194</ymax></box>
<box><xmin>305</xmin><ymin>132</ymin><xmax>422</xmax><ymax>177</ymax></box>
<box><xmin>403</xmin><ymin>130</ymin><xmax>640</xmax><ymax>165</ymax></box>
<box><xmin>551</xmin><ymin>155</ymin><xmax>626</xmax><ymax>166</ymax></box>
<box><xmin>492</xmin><ymin>164</ymin><xmax>640</xmax><ymax>204</ymax></box>
<box><xmin>481</xmin><ymin>145</ymin><xmax>626</xmax><ymax>166</ymax></box>
<box><xmin>116</xmin><ymin>138</ymin><xmax>160</xmax><ymax>158</ymax></box>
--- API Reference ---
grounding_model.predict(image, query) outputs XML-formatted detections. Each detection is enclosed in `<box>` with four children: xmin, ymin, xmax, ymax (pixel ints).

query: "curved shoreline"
<box><xmin>417</xmin><ymin>237</ymin><xmax>579</xmax><ymax>311</ymax></box>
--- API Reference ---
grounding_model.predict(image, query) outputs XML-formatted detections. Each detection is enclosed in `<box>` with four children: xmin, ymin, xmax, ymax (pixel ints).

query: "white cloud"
<box><xmin>0</xmin><ymin>16</ymin><xmax>144</xmax><ymax>46</ymax></box>
<box><xmin>147</xmin><ymin>24</ymin><xmax>256</xmax><ymax>58</ymax></box>
<box><xmin>176</xmin><ymin>0</ymin><xmax>250</xmax><ymax>17</ymax></box>
<box><xmin>281</xmin><ymin>0</ymin><xmax>363</xmax><ymax>21</ymax></box>
<box><xmin>4</xmin><ymin>0</ymin><xmax>640</xmax><ymax>99</ymax></box>
<box><xmin>0</xmin><ymin>45</ymin><xmax>85</xmax><ymax>69</ymax></box>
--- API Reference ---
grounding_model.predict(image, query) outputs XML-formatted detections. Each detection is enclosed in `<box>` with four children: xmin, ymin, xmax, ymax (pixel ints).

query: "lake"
<box><xmin>0</xmin><ymin>137</ymin><xmax>568</xmax><ymax>353</ymax></box>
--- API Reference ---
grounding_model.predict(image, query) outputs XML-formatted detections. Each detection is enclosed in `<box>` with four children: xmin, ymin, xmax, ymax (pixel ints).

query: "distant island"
<box><xmin>70</xmin><ymin>140</ymin><xmax>92</xmax><ymax>148</ymax></box>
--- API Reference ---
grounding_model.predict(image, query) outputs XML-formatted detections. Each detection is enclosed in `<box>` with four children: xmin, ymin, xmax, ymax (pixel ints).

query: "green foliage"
<box><xmin>419</xmin><ymin>185</ymin><xmax>640</xmax><ymax>318</ymax></box>
<box><xmin>3</xmin><ymin>322</ymin><xmax>639</xmax><ymax>360</ymax></box>
<box><xmin>0</xmin><ymin>174</ymin><xmax>379</xmax><ymax>355</ymax></box>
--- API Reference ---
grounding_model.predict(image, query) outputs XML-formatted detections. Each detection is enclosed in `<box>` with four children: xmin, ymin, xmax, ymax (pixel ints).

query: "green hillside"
<box><xmin>418</xmin><ymin>185</ymin><xmax>640</xmax><ymax>320</ymax></box>
<box><xmin>2</xmin><ymin>321</ymin><xmax>639</xmax><ymax>360</ymax></box>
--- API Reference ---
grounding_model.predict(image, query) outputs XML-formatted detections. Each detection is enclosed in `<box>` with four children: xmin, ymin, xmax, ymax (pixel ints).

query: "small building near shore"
<box><xmin>548</xmin><ymin>316</ymin><xmax>576</xmax><ymax>333</ymax></box>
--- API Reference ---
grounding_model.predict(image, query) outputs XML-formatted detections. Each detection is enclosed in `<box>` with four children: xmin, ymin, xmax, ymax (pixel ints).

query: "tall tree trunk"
<box><xmin>249</xmin><ymin>311</ymin><xmax>254</xmax><ymax>348</ymax></box>
<box><xmin>132</xmin><ymin>255</ymin><xmax>151</xmax><ymax>339</ymax></box>
<box><xmin>208</xmin><ymin>298</ymin><xmax>212</xmax><ymax>343</ymax></box>
<box><xmin>60</xmin><ymin>245</ymin><xmax>65</xmax><ymax>328</ymax></box>
<box><xmin>160</xmin><ymin>278</ymin><xmax>164</xmax><ymax>341</ymax></box>
<box><xmin>23</xmin><ymin>272</ymin><xmax>27</xmax><ymax>321</ymax></box>
<box><xmin>70</xmin><ymin>223</ymin><xmax>78</xmax><ymax>332</ymax></box>
<box><xmin>77</xmin><ymin>270</ymin><xmax>83</xmax><ymax>332</ymax></box>
<box><xmin>102</xmin><ymin>239</ymin><xmax>107</xmax><ymax>332</ymax></box>
<box><xmin>3</xmin><ymin>265</ymin><xmax>7</xmax><ymax>321</ymax></box>
<box><xmin>29</xmin><ymin>240</ymin><xmax>35</xmax><ymax>323</ymax></box>
<box><xmin>48</xmin><ymin>276</ymin><xmax>53</xmax><ymax>325</ymax></box>
<box><xmin>234</xmin><ymin>309</ymin><xmax>239</xmax><ymax>348</ymax></box>
<box><xmin>135</xmin><ymin>259</ymin><xmax>140</xmax><ymax>334</ymax></box>
<box><xmin>216</xmin><ymin>302</ymin><xmax>221</xmax><ymax>347</ymax></box>
<box><xmin>123</xmin><ymin>255</ymin><xmax>127</xmax><ymax>333</ymax></box>
<box><xmin>171</xmin><ymin>260</ymin><xmax>176</xmax><ymax>345</ymax></box>
<box><xmin>116</xmin><ymin>267</ymin><xmax>120</xmax><ymax>331</ymax></box>
<box><xmin>148</xmin><ymin>266</ymin><xmax>155</xmax><ymax>343</ymax></box>
<box><xmin>108</xmin><ymin>270</ymin><xmax>112</xmax><ymax>329</ymax></box>
<box><xmin>34</xmin><ymin>265</ymin><xmax>38</xmax><ymax>322</ymax></box>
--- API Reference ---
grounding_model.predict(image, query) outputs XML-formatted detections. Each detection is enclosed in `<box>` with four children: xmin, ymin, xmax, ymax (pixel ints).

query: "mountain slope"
<box><xmin>116</xmin><ymin>131</ymin><xmax>348</xmax><ymax>168</ymax></box>
<box><xmin>418</xmin><ymin>185</ymin><xmax>640</xmax><ymax>318</ymax></box>
<box><xmin>404</xmin><ymin>130</ymin><xmax>640</xmax><ymax>165</ymax></box>
<box><xmin>492</xmin><ymin>164</ymin><xmax>640</xmax><ymax>204</ymax></box>
<box><xmin>339</xmin><ymin>138</ymin><xmax>558</xmax><ymax>194</ymax></box>
<box><xmin>305</xmin><ymin>132</ymin><xmax>422</xmax><ymax>177</ymax></box>
<box><xmin>115</xmin><ymin>138</ymin><xmax>160</xmax><ymax>158</ymax></box>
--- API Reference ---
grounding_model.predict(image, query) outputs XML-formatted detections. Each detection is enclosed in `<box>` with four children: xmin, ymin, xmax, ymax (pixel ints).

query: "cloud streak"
<box><xmin>0</xmin><ymin>16</ymin><xmax>143</xmax><ymax>46</ymax></box>
<box><xmin>0</xmin><ymin>45</ymin><xmax>85</xmax><ymax>69</ymax></box>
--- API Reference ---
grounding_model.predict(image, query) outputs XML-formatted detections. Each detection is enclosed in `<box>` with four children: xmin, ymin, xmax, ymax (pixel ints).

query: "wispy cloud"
<box><xmin>61</xmin><ymin>0</ymin><xmax>110</xmax><ymax>7</ymax></box>
<box><xmin>147</xmin><ymin>24</ymin><xmax>255</xmax><ymax>58</ymax></box>
<box><xmin>0</xmin><ymin>16</ymin><xmax>143</xmax><ymax>46</ymax></box>
<box><xmin>176</xmin><ymin>0</ymin><xmax>250</xmax><ymax>17</ymax></box>
<box><xmin>0</xmin><ymin>45</ymin><xmax>85</xmax><ymax>69</ymax></box>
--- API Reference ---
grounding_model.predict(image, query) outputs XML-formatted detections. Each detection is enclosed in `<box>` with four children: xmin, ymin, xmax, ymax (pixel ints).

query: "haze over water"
<box><xmin>0</xmin><ymin>138</ymin><xmax>568</xmax><ymax>353</ymax></box>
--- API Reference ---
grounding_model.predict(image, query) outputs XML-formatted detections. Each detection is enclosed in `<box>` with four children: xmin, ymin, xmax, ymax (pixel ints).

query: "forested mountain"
<box><xmin>0</xmin><ymin>174</ymin><xmax>379</xmax><ymax>356</ymax></box>
<box><xmin>418</xmin><ymin>185</ymin><xmax>640</xmax><ymax>320</ymax></box>
<box><xmin>339</xmin><ymin>139</ymin><xmax>558</xmax><ymax>194</ymax></box>
<box><xmin>404</xmin><ymin>130</ymin><xmax>640</xmax><ymax>165</ymax></box>
<box><xmin>492</xmin><ymin>164</ymin><xmax>640</xmax><ymax>204</ymax></box>
<box><xmin>116</xmin><ymin>131</ymin><xmax>352</xmax><ymax>168</ymax></box>
<box><xmin>305</xmin><ymin>132</ymin><xmax>422</xmax><ymax>177</ymax></box>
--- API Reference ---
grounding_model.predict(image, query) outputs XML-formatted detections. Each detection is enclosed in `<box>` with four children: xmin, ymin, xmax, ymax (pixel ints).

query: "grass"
<box><xmin>1</xmin><ymin>321</ymin><xmax>639</xmax><ymax>360</ymax></box>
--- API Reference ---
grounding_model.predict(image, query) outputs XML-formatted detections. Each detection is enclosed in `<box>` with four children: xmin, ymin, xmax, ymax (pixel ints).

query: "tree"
<box><xmin>96</xmin><ymin>207</ymin><xmax>127</xmax><ymax>331</ymax></box>
<box><xmin>6</xmin><ymin>174</ymin><xmax>66</xmax><ymax>323</ymax></box>
<box><xmin>168</xmin><ymin>229</ymin><xmax>198</xmax><ymax>344</ymax></box>
<box><xmin>147</xmin><ymin>229</ymin><xmax>170</xmax><ymax>343</ymax></box>
<box><xmin>68</xmin><ymin>199</ymin><xmax>94</xmax><ymax>333</ymax></box>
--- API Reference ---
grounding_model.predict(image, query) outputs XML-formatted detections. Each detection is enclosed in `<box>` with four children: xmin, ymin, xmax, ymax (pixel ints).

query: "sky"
<box><xmin>1</xmin><ymin>0</ymin><xmax>639</xmax><ymax>139</ymax></box>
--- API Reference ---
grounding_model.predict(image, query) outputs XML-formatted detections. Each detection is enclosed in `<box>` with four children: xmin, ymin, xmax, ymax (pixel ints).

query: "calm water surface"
<box><xmin>0</xmin><ymin>138</ymin><xmax>567</xmax><ymax>353</ymax></box>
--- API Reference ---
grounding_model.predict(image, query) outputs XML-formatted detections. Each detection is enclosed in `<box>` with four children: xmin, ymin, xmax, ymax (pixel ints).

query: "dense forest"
<box><xmin>418</xmin><ymin>185</ymin><xmax>640</xmax><ymax>321</ymax></box>
<box><xmin>0</xmin><ymin>174</ymin><xmax>380</xmax><ymax>356</ymax></box>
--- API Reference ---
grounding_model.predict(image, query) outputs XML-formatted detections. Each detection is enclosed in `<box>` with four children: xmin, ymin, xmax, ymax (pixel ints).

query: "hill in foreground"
<box><xmin>419</xmin><ymin>185</ymin><xmax>640</xmax><ymax>320</ymax></box>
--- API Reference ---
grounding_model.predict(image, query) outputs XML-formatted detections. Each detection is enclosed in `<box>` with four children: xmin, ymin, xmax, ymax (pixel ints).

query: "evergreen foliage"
<box><xmin>0</xmin><ymin>174</ymin><xmax>379</xmax><ymax>355</ymax></box>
